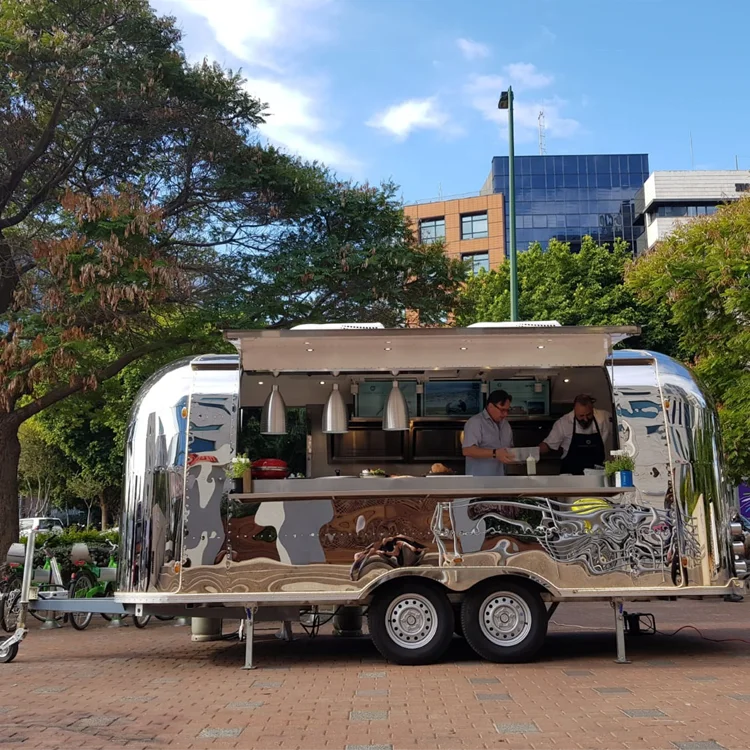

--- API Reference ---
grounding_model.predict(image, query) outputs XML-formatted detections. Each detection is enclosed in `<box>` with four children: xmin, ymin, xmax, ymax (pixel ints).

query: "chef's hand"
<box><xmin>495</xmin><ymin>448</ymin><xmax>514</xmax><ymax>464</ymax></box>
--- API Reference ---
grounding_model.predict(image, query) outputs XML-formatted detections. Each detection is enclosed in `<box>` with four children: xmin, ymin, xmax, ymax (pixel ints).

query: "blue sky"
<box><xmin>150</xmin><ymin>0</ymin><xmax>749</xmax><ymax>204</ymax></box>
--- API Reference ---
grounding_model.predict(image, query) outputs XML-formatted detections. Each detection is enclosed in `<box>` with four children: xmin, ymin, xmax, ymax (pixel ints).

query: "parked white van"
<box><xmin>19</xmin><ymin>518</ymin><xmax>64</xmax><ymax>536</ymax></box>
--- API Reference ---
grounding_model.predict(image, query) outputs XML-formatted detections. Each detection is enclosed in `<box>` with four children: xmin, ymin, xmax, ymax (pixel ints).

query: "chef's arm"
<box><xmin>539</xmin><ymin>441</ymin><xmax>552</xmax><ymax>455</ymax></box>
<box><xmin>463</xmin><ymin>445</ymin><xmax>513</xmax><ymax>463</ymax></box>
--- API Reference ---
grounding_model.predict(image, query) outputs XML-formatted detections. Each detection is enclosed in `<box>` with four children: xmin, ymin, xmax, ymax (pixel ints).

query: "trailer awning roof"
<box><xmin>224</xmin><ymin>325</ymin><xmax>640</xmax><ymax>373</ymax></box>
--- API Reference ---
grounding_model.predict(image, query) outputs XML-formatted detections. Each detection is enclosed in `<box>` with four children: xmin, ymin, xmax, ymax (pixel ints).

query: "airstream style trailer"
<box><xmin>2</xmin><ymin>323</ymin><xmax>748</xmax><ymax>666</ymax></box>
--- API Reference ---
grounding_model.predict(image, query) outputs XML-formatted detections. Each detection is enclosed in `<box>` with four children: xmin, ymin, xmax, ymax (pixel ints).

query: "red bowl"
<box><xmin>252</xmin><ymin>459</ymin><xmax>290</xmax><ymax>479</ymax></box>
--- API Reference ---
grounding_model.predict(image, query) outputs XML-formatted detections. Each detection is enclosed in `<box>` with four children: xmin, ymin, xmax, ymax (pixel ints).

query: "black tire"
<box><xmin>461</xmin><ymin>579</ymin><xmax>547</xmax><ymax>663</ymax></box>
<box><xmin>155</xmin><ymin>615</ymin><xmax>174</xmax><ymax>621</ymax></box>
<box><xmin>133</xmin><ymin>615</ymin><xmax>151</xmax><ymax>629</ymax></box>
<box><xmin>68</xmin><ymin>573</ymin><xmax>96</xmax><ymax>631</ymax></box>
<box><xmin>2</xmin><ymin>589</ymin><xmax>21</xmax><ymax>633</ymax></box>
<box><xmin>368</xmin><ymin>581</ymin><xmax>454</xmax><ymax>665</ymax></box>
<box><xmin>0</xmin><ymin>640</ymin><xmax>19</xmax><ymax>663</ymax></box>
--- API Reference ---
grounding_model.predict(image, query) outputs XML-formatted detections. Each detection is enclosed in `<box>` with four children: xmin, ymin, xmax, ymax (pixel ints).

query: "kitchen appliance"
<box><xmin>251</xmin><ymin>458</ymin><xmax>290</xmax><ymax>479</ymax></box>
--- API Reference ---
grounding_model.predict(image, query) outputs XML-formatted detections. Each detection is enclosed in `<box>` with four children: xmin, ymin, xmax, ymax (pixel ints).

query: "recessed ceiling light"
<box><xmin>384</xmin><ymin>347</ymin><xmax>392</xmax><ymax>351</ymax></box>
<box><xmin>319</xmin><ymin>380</ymin><xmax>325</xmax><ymax>385</ymax></box>
<box><xmin>258</xmin><ymin>381</ymin><xmax>264</xmax><ymax>385</ymax></box>
<box><xmin>537</xmin><ymin>345</ymin><xmax>545</xmax><ymax>349</ymax></box>
<box><xmin>460</xmin><ymin>346</ymin><xmax>468</xmax><ymax>351</ymax></box>
<box><xmin>564</xmin><ymin>378</ymin><xmax>570</xmax><ymax>383</ymax></box>
<box><xmin>307</xmin><ymin>348</ymin><xmax>314</xmax><ymax>352</ymax></box>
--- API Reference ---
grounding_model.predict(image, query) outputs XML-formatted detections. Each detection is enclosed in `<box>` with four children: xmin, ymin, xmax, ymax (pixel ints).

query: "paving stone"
<box><xmin>119</xmin><ymin>696</ymin><xmax>153</xmax><ymax>703</ymax></box>
<box><xmin>349</xmin><ymin>710</ymin><xmax>389</xmax><ymax>722</ymax></box>
<box><xmin>475</xmin><ymin>693</ymin><xmax>512</xmax><ymax>701</ymax></box>
<box><xmin>252</xmin><ymin>680</ymin><xmax>283</xmax><ymax>688</ymax></box>
<box><xmin>469</xmin><ymin>677</ymin><xmax>500</xmax><ymax>685</ymax></box>
<box><xmin>673</xmin><ymin>743</ymin><xmax>726</xmax><ymax>750</ymax></box>
<box><xmin>199</xmin><ymin>728</ymin><xmax>243</xmax><ymax>739</ymax></box>
<box><xmin>151</xmin><ymin>677</ymin><xmax>179</xmax><ymax>684</ymax></box>
<box><xmin>726</xmin><ymin>694</ymin><xmax>750</xmax><ymax>702</ymax></box>
<box><xmin>495</xmin><ymin>722</ymin><xmax>539</xmax><ymax>734</ymax></box>
<box><xmin>345</xmin><ymin>745</ymin><xmax>393</xmax><ymax>750</ymax></box>
<box><xmin>226</xmin><ymin>701</ymin><xmax>264</xmax><ymax>709</ymax></box>
<box><xmin>32</xmin><ymin>687</ymin><xmax>66</xmax><ymax>694</ymax></box>
<box><xmin>75</xmin><ymin>716</ymin><xmax>118</xmax><ymax>728</ymax></box>
<box><xmin>623</xmin><ymin>709</ymin><xmax>667</xmax><ymax>718</ymax></box>
<box><xmin>356</xmin><ymin>690</ymin><xmax>389</xmax><ymax>697</ymax></box>
<box><xmin>564</xmin><ymin>669</ymin><xmax>593</xmax><ymax>676</ymax></box>
<box><xmin>644</xmin><ymin>659</ymin><xmax>676</xmax><ymax>666</ymax></box>
<box><xmin>358</xmin><ymin>671</ymin><xmax>386</xmax><ymax>678</ymax></box>
<box><xmin>689</xmin><ymin>676</ymin><xmax>718</xmax><ymax>682</ymax></box>
<box><xmin>594</xmin><ymin>687</ymin><xmax>632</xmax><ymax>694</ymax></box>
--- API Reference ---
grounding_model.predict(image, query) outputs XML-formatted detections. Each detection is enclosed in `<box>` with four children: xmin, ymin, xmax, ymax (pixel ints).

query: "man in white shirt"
<box><xmin>462</xmin><ymin>389</ymin><xmax>514</xmax><ymax>476</ymax></box>
<box><xmin>539</xmin><ymin>394</ymin><xmax>612</xmax><ymax>475</ymax></box>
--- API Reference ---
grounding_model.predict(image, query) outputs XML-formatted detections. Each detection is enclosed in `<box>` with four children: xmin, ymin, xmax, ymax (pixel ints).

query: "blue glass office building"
<box><xmin>485</xmin><ymin>154</ymin><xmax>649</xmax><ymax>253</ymax></box>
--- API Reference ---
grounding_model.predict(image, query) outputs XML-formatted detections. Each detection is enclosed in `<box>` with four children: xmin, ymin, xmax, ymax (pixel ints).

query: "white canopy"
<box><xmin>225</xmin><ymin>325</ymin><xmax>639</xmax><ymax>374</ymax></box>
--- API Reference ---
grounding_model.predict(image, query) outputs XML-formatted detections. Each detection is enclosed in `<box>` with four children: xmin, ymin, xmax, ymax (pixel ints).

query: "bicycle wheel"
<box><xmin>1</xmin><ymin>581</ymin><xmax>21</xmax><ymax>633</ymax></box>
<box><xmin>68</xmin><ymin>573</ymin><xmax>96</xmax><ymax>631</ymax></box>
<box><xmin>133</xmin><ymin>614</ymin><xmax>151</xmax><ymax>628</ymax></box>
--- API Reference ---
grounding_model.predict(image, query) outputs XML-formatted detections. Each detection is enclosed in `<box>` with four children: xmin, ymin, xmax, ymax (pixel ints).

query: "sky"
<box><xmin>150</xmin><ymin>0</ymin><xmax>750</xmax><ymax>204</ymax></box>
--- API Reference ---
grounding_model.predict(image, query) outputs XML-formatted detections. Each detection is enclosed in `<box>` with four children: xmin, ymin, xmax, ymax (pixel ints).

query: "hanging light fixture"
<box><xmin>383</xmin><ymin>381</ymin><xmax>409</xmax><ymax>431</ymax></box>
<box><xmin>260</xmin><ymin>384</ymin><xmax>287</xmax><ymax>435</ymax></box>
<box><xmin>322</xmin><ymin>384</ymin><xmax>348</xmax><ymax>434</ymax></box>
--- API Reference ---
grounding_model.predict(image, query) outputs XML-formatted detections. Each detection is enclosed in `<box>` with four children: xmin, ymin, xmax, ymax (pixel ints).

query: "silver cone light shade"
<box><xmin>260</xmin><ymin>384</ymin><xmax>287</xmax><ymax>435</ymax></box>
<box><xmin>383</xmin><ymin>381</ymin><xmax>409</xmax><ymax>431</ymax></box>
<box><xmin>322</xmin><ymin>383</ymin><xmax>348</xmax><ymax>434</ymax></box>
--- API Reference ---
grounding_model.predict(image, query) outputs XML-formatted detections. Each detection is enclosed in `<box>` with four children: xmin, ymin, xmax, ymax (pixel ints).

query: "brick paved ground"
<box><xmin>1</xmin><ymin>599</ymin><xmax>749</xmax><ymax>750</ymax></box>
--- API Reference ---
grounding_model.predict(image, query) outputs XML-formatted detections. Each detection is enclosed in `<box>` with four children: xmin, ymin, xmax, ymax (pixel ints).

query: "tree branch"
<box><xmin>14</xmin><ymin>337</ymin><xmax>190</xmax><ymax>424</ymax></box>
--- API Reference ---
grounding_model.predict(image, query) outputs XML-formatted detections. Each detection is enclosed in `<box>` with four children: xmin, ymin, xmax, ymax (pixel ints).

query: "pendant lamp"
<box><xmin>322</xmin><ymin>384</ymin><xmax>348</xmax><ymax>433</ymax></box>
<box><xmin>260</xmin><ymin>384</ymin><xmax>287</xmax><ymax>435</ymax></box>
<box><xmin>383</xmin><ymin>381</ymin><xmax>409</xmax><ymax>431</ymax></box>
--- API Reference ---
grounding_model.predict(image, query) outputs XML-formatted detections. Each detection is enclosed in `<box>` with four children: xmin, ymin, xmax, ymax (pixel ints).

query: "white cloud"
<box><xmin>244</xmin><ymin>78</ymin><xmax>361</xmax><ymax>172</ymax></box>
<box><xmin>456</xmin><ymin>37</ymin><xmax>491</xmax><ymax>61</ymax></box>
<box><xmin>159</xmin><ymin>0</ymin><xmax>360</xmax><ymax>173</ymax></box>
<box><xmin>367</xmin><ymin>97</ymin><xmax>450</xmax><ymax>141</ymax></box>
<box><xmin>505</xmin><ymin>62</ymin><xmax>553</xmax><ymax>89</ymax></box>
<box><xmin>466</xmin><ymin>73</ymin><xmax>579</xmax><ymax>143</ymax></box>
<box><xmin>169</xmin><ymin>0</ymin><xmax>332</xmax><ymax>71</ymax></box>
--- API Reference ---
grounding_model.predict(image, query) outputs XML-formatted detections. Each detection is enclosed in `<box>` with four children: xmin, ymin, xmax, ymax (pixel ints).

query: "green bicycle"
<box><xmin>68</xmin><ymin>541</ymin><xmax>151</xmax><ymax>629</ymax></box>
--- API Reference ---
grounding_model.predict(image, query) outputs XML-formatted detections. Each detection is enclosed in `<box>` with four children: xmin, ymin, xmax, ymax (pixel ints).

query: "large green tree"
<box><xmin>627</xmin><ymin>198</ymin><xmax>750</xmax><ymax>483</ymax></box>
<box><xmin>455</xmin><ymin>237</ymin><xmax>677</xmax><ymax>353</ymax></box>
<box><xmin>0</xmin><ymin>0</ymin><xmax>464</xmax><ymax>556</ymax></box>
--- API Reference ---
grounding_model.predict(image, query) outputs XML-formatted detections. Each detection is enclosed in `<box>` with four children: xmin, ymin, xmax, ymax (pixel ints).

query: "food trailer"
<box><xmin>2</xmin><ymin>323</ymin><xmax>748</xmax><ymax>666</ymax></box>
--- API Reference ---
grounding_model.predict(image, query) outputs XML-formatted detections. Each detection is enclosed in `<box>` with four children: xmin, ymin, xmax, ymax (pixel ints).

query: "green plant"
<box><xmin>229</xmin><ymin>455</ymin><xmax>252</xmax><ymax>480</ymax></box>
<box><xmin>604</xmin><ymin>455</ymin><xmax>635</xmax><ymax>478</ymax></box>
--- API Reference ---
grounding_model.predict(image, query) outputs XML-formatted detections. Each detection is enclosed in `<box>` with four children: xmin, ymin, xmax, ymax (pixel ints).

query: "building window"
<box><xmin>419</xmin><ymin>217</ymin><xmax>445</xmax><ymax>243</ymax></box>
<box><xmin>460</xmin><ymin>212</ymin><xmax>488</xmax><ymax>240</ymax></box>
<box><xmin>463</xmin><ymin>252</ymin><xmax>489</xmax><ymax>274</ymax></box>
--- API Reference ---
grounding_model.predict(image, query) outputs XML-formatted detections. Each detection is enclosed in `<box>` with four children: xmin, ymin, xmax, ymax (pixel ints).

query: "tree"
<box><xmin>627</xmin><ymin>198</ymin><xmax>750</xmax><ymax>483</ymax></box>
<box><xmin>17</xmin><ymin>418</ymin><xmax>73</xmax><ymax>517</ymax></box>
<box><xmin>0</xmin><ymin>0</ymin><xmax>465</xmax><ymax>556</ymax></box>
<box><xmin>67</xmin><ymin>472</ymin><xmax>105</xmax><ymax>529</ymax></box>
<box><xmin>454</xmin><ymin>237</ymin><xmax>677</xmax><ymax>353</ymax></box>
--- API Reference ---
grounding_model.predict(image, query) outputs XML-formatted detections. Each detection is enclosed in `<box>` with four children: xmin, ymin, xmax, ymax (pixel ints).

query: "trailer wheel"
<box><xmin>0</xmin><ymin>640</ymin><xmax>19</xmax><ymax>664</ymax></box>
<box><xmin>368</xmin><ymin>581</ymin><xmax>454</xmax><ymax>665</ymax></box>
<box><xmin>461</xmin><ymin>580</ymin><xmax>547</xmax><ymax>663</ymax></box>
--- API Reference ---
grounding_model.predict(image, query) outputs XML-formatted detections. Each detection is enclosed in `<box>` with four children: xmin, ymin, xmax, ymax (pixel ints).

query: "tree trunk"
<box><xmin>86</xmin><ymin>502</ymin><xmax>92</xmax><ymax>529</ymax></box>
<box><xmin>100</xmin><ymin>494</ymin><xmax>108</xmax><ymax>531</ymax></box>
<box><xmin>0</xmin><ymin>417</ymin><xmax>22</xmax><ymax>561</ymax></box>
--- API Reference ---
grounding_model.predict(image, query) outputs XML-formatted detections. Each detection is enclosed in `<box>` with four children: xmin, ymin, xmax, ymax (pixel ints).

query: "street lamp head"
<box><xmin>498</xmin><ymin>91</ymin><xmax>509</xmax><ymax>110</ymax></box>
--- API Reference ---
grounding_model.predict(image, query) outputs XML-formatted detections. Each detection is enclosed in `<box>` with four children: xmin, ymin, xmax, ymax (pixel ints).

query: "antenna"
<box><xmin>538</xmin><ymin>110</ymin><xmax>546</xmax><ymax>155</ymax></box>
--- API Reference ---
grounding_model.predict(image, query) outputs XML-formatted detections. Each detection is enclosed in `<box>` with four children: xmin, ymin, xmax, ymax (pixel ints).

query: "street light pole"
<box><xmin>498</xmin><ymin>87</ymin><xmax>519</xmax><ymax>322</ymax></box>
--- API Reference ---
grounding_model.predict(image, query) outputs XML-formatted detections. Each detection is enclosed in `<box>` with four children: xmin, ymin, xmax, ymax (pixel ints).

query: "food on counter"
<box><xmin>360</xmin><ymin>468</ymin><xmax>386</xmax><ymax>477</ymax></box>
<box><xmin>429</xmin><ymin>463</ymin><xmax>455</xmax><ymax>475</ymax></box>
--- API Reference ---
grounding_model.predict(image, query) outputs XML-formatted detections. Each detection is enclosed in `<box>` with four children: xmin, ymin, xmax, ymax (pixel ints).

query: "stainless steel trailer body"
<box><xmin>3</xmin><ymin>325</ymin><xmax>747</xmax><ymax>666</ymax></box>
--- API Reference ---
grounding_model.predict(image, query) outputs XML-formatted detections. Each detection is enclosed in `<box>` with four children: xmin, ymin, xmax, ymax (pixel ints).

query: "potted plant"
<box><xmin>605</xmin><ymin>454</ymin><xmax>635</xmax><ymax>488</ymax></box>
<box><xmin>229</xmin><ymin>455</ymin><xmax>251</xmax><ymax>493</ymax></box>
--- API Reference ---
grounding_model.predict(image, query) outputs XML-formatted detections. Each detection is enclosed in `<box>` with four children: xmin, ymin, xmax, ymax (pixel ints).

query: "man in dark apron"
<box><xmin>540</xmin><ymin>394</ymin><xmax>609</xmax><ymax>475</ymax></box>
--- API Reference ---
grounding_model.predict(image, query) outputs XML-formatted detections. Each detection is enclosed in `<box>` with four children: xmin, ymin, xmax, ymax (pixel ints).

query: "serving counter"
<box><xmin>231</xmin><ymin>474</ymin><xmax>633</xmax><ymax>501</ymax></box>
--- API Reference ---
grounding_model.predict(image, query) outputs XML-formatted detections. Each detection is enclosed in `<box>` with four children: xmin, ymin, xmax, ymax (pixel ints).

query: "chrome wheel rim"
<box><xmin>385</xmin><ymin>594</ymin><xmax>439</xmax><ymax>649</ymax></box>
<box><xmin>479</xmin><ymin>592</ymin><xmax>532</xmax><ymax>647</ymax></box>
